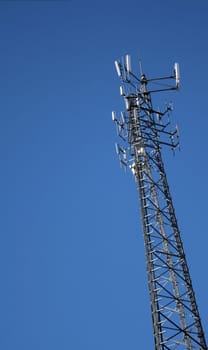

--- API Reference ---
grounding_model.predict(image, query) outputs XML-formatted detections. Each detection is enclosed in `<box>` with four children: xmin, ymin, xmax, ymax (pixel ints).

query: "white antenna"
<box><xmin>176</xmin><ymin>124</ymin><xmax>179</xmax><ymax>136</ymax></box>
<box><xmin>112</xmin><ymin>111</ymin><xmax>116</xmax><ymax>121</ymax></box>
<box><xmin>115</xmin><ymin>143</ymin><xmax>119</xmax><ymax>155</ymax></box>
<box><xmin>129</xmin><ymin>163</ymin><xmax>136</xmax><ymax>176</ymax></box>
<box><xmin>174</xmin><ymin>63</ymin><xmax>180</xmax><ymax>89</ymax></box>
<box><xmin>124</xmin><ymin>97</ymin><xmax>129</xmax><ymax>111</ymax></box>
<box><xmin>139</xmin><ymin>59</ymin><xmax>143</xmax><ymax>76</ymax></box>
<box><xmin>120</xmin><ymin>85</ymin><xmax>125</xmax><ymax>96</ymax></box>
<box><xmin>114</xmin><ymin>60</ymin><xmax>121</xmax><ymax>77</ymax></box>
<box><xmin>125</xmin><ymin>54</ymin><xmax>131</xmax><ymax>73</ymax></box>
<box><xmin>120</xmin><ymin>112</ymin><xmax>125</xmax><ymax>124</ymax></box>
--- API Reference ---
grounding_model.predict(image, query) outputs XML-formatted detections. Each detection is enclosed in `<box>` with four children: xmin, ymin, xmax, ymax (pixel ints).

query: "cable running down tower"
<box><xmin>112</xmin><ymin>55</ymin><xmax>207</xmax><ymax>350</ymax></box>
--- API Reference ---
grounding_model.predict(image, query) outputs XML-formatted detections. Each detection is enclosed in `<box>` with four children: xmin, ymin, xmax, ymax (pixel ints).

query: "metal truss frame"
<box><xmin>112</xmin><ymin>56</ymin><xmax>207</xmax><ymax>350</ymax></box>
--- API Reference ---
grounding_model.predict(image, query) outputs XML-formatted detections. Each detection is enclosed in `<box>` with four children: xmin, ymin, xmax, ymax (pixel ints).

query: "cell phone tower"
<box><xmin>112</xmin><ymin>55</ymin><xmax>207</xmax><ymax>350</ymax></box>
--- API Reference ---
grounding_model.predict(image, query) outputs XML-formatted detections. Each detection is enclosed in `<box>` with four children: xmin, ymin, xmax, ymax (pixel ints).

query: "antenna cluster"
<box><xmin>112</xmin><ymin>55</ymin><xmax>180</xmax><ymax>171</ymax></box>
<box><xmin>114</xmin><ymin>54</ymin><xmax>180</xmax><ymax>92</ymax></box>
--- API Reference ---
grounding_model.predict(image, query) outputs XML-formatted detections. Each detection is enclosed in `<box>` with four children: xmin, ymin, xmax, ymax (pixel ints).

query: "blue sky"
<box><xmin>1</xmin><ymin>1</ymin><xmax>208</xmax><ymax>349</ymax></box>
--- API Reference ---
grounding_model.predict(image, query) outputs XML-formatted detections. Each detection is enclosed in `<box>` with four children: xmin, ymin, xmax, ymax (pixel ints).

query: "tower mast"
<box><xmin>112</xmin><ymin>55</ymin><xmax>207</xmax><ymax>350</ymax></box>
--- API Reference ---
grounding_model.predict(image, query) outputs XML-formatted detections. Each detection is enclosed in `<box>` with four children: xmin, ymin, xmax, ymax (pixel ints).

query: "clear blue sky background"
<box><xmin>1</xmin><ymin>1</ymin><xmax>208</xmax><ymax>349</ymax></box>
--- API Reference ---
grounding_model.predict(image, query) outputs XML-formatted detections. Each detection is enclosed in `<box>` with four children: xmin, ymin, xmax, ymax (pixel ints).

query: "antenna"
<box><xmin>120</xmin><ymin>85</ymin><xmax>125</xmax><ymax>96</ymax></box>
<box><xmin>139</xmin><ymin>59</ymin><xmax>143</xmax><ymax>76</ymax></box>
<box><xmin>115</xmin><ymin>143</ymin><xmax>119</xmax><ymax>155</ymax></box>
<box><xmin>174</xmin><ymin>62</ymin><xmax>180</xmax><ymax>89</ymax></box>
<box><xmin>125</xmin><ymin>54</ymin><xmax>131</xmax><ymax>73</ymax></box>
<box><xmin>114</xmin><ymin>60</ymin><xmax>121</xmax><ymax>77</ymax></box>
<box><xmin>120</xmin><ymin>112</ymin><xmax>125</xmax><ymax>124</ymax></box>
<box><xmin>112</xmin><ymin>111</ymin><xmax>116</xmax><ymax>121</ymax></box>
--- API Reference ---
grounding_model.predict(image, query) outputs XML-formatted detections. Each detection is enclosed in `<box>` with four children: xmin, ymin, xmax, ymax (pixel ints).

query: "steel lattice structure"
<box><xmin>112</xmin><ymin>55</ymin><xmax>207</xmax><ymax>350</ymax></box>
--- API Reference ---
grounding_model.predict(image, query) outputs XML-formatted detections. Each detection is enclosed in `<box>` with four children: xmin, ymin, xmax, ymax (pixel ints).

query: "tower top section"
<box><xmin>112</xmin><ymin>56</ymin><xmax>180</xmax><ymax>171</ymax></box>
<box><xmin>114</xmin><ymin>54</ymin><xmax>180</xmax><ymax>94</ymax></box>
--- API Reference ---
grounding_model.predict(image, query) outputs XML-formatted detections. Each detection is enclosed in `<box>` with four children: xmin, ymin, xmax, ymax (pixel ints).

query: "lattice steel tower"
<box><xmin>112</xmin><ymin>55</ymin><xmax>207</xmax><ymax>350</ymax></box>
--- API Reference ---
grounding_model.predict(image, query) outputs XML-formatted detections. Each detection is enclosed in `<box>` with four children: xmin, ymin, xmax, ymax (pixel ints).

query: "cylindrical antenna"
<box><xmin>139</xmin><ymin>59</ymin><xmax>143</xmax><ymax>76</ymax></box>
<box><xmin>125</xmin><ymin>54</ymin><xmax>131</xmax><ymax>73</ymax></box>
<box><xmin>114</xmin><ymin>61</ymin><xmax>122</xmax><ymax>77</ymax></box>
<box><xmin>174</xmin><ymin>62</ymin><xmax>180</xmax><ymax>89</ymax></box>
<box><xmin>112</xmin><ymin>111</ymin><xmax>116</xmax><ymax>121</ymax></box>
<box><xmin>120</xmin><ymin>85</ymin><xmax>125</xmax><ymax>96</ymax></box>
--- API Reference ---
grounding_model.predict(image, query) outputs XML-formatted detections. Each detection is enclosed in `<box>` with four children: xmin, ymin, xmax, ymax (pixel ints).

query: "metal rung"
<box><xmin>142</xmin><ymin>195</ymin><xmax>150</xmax><ymax>200</ymax></box>
<box><xmin>155</xmin><ymin>297</ymin><xmax>162</xmax><ymax>302</ymax></box>
<box><xmin>146</xmin><ymin>230</ymin><xmax>154</xmax><ymax>238</ymax></box>
<box><xmin>145</xmin><ymin>222</ymin><xmax>152</xmax><ymax>227</ymax></box>
<box><xmin>146</xmin><ymin>231</ymin><xmax>153</xmax><ymax>236</ymax></box>
<box><xmin>158</xmin><ymin>320</ymin><xmax>166</xmax><ymax>325</ymax></box>
<box><xmin>151</xmin><ymin>267</ymin><xmax>161</xmax><ymax>272</ymax></box>
<box><xmin>154</xmin><ymin>288</ymin><xmax>162</xmax><ymax>301</ymax></box>
<box><xmin>147</xmin><ymin>233</ymin><xmax>154</xmax><ymax>238</ymax></box>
